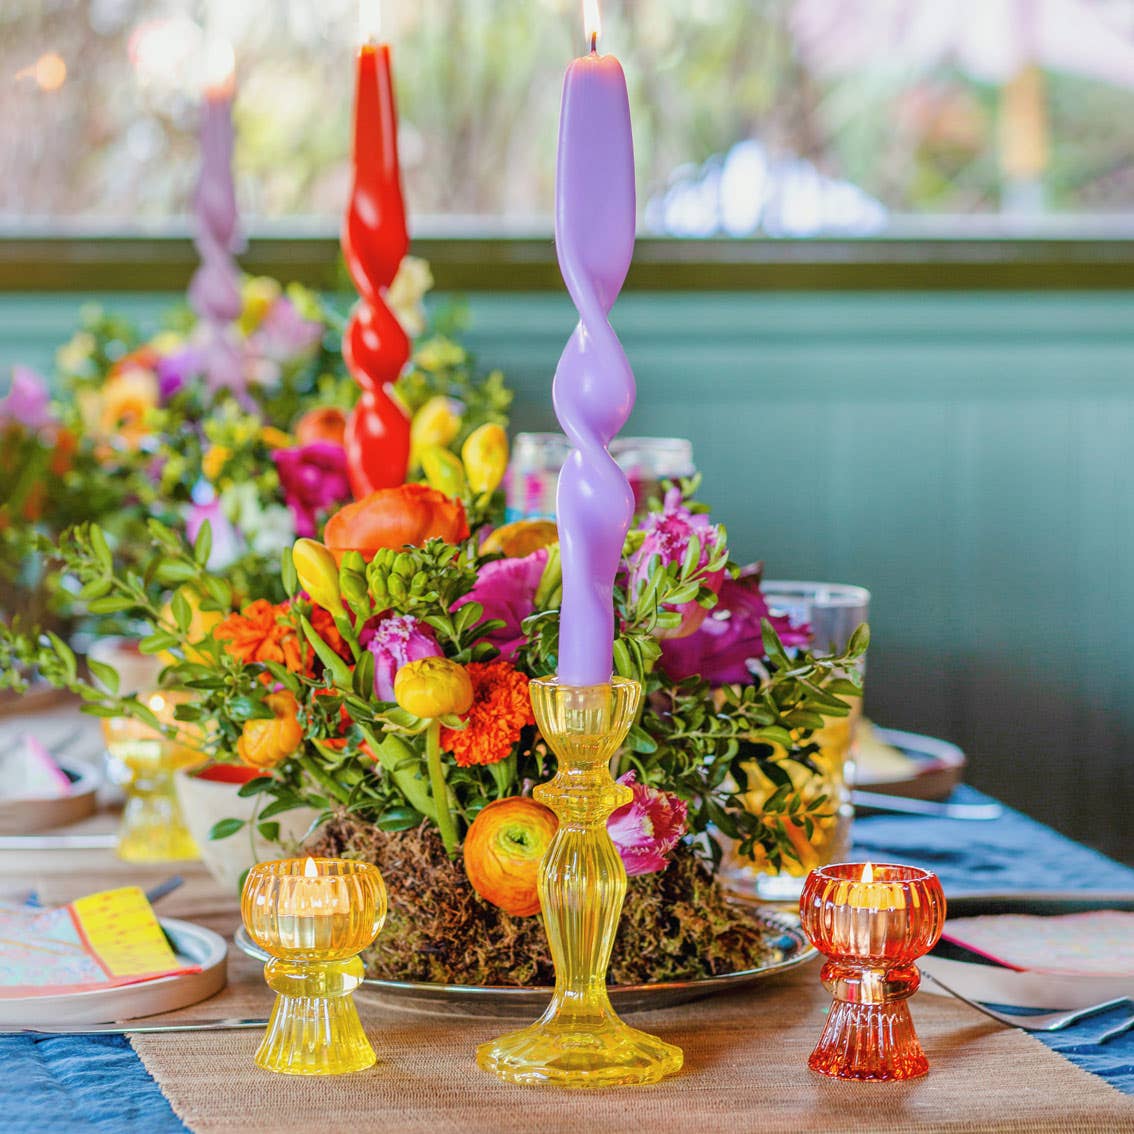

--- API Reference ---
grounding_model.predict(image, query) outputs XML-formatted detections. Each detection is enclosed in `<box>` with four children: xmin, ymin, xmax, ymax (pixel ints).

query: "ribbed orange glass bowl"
<box><xmin>799</xmin><ymin>863</ymin><xmax>945</xmax><ymax>1081</ymax></box>
<box><xmin>242</xmin><ymin>858</ymin><xmax>387</xmax><ymax>1075</ymax></box>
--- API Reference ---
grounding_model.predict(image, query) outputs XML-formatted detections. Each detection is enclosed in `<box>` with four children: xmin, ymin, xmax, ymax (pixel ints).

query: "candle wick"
<box><xmin>590</xmin><ymin>31</ymin><xmax>597</xmax><ymax>54</ymax></box>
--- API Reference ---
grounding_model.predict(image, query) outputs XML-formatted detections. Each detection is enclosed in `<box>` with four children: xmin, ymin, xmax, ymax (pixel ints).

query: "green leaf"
<box><xmin>86</xmin><ymin>659</ymin><xmax>120</xmax><ymax>694</ymax></box>
<box><xmin>170</xmin><ymin>588</ymin><xmax>192</xmax><ymax>634</ymax></box>
<box><xmin>280</xmin><ymin>545</ymin><xmax>298</xmax><ymax>596</ymax></box>
<box><xmin>256</xmin><ymin>821</ymin><xmax>281</xmax><ymax>842</ymax></box>
<box><xmin>237</xmin><ymin>776</ymin><xmax>278</xmax><ymax>798</ymax></box>
<box><xmin>208</xmin><ymin>817</ymin><xmax>246</xmax><ymax>841</ymax></box>
<box><xmin>848</xmin><ymin>623</ymin><xmax>871</xmax><ymax>657</ymax></box>
<box><xmin>193</xmin><ymin>520</ymin><xmax>212</xmax><ymax>567</ymax></box>
<box><xmin>89</xmin><ymin>526</ymin><xmax>113</xmax><ymax>571</ymax></box>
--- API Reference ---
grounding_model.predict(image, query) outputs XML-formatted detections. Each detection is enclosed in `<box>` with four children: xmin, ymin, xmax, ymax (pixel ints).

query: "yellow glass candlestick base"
<box><xmin>103</xmin><ymin>729</ymin><xmax>199</xmax><ymax>863</ymax></box>
<box><xmin>242</xmin><ymin>858</ymin><xmax>387</xmax><ymax>1076</ymax></box>
<box><xmin>477</xmin><ymin>677</ymin><xmax>683</xmax><ymax>1088</ymax></box>
<box><xmin>256</xmin><ymin>956</ymin><xmax>374</xmax><ymax>1075</ymax></box>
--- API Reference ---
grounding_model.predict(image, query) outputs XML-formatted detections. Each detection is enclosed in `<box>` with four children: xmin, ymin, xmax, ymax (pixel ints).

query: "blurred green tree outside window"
<box><xmin>5</xmin><ymin>0</ymin><xmax>1134</xmax><ymax>238</ymax></box>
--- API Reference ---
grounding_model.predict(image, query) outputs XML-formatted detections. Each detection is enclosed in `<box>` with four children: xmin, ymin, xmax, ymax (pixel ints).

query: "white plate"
<box><xmin>0</xmin><ymin>917</ymin><xmax>228</xmax><ymax>1026</ymax></box>
<box><xmin>921</xmin><ymin>892</ymin><xmax>1134</xmax><ymax>1010</ymax></box>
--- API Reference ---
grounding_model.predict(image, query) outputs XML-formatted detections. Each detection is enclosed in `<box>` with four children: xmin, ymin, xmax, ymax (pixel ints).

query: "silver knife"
<box><xmin>851</xmin><ymin>790</ymin><xmax>1003</xmax><ymax>820</ymax></box>
<box><xmin>0</xmin><ymin>1017</ymin><xmax>268</xmax><ymax>1035</ymax></box>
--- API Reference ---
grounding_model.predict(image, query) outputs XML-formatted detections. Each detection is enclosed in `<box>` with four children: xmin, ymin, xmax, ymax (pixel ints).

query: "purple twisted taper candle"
<box><xmin>552</xmin><ymin>40</ymin><xmax>637</xmax><ymax>687</ymax></box>
<box><xmin>189</xmin><ymin>73</ymin><xmax>245</xmax><ymax>398</ymax></box>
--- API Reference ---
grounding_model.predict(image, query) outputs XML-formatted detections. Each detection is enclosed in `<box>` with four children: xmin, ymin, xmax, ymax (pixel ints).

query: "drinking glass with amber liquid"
<box><xmin>721</xmin><ymin>581</ymin><xmax>870</xmax><ymax>902</ymax></box>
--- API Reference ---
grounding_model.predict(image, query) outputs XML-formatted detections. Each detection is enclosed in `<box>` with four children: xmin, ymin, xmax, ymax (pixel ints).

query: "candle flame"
<box><xmin>583</xmin><ymin>0</ymin><xmax>601</xmax><ymax>51</ymax></box>
<box><xmin>359</xmin><ymin>0</ymin><xmax>382</xmax><ymax>43</ymax></box>
<box><xmin>861</xmin><ymin>861</ymin><xmax>874</xmax><ymax>884</ymax></box>
<box><xmin>16</xmin><ymin>52</ymin><xmax>67</xmax><ymax>92</ymax></box>
<box><xmin>303</xmin><ymin>857</ymin><xmax>319</xmax><ymax>878</ymax></box>
<box><xmin>147</xmin><ymin>693</ymin><xmax>167</xmax><ymax>713</ymax></box>
<box><xmin>203</xmin><ymin>40</ymin><xmax>234</xmax><ymax>88</ymax></box>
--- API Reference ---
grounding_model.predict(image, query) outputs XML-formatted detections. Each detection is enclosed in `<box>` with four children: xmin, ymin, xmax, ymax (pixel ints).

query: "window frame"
<box><xmin>2</xmin><ymin>234</ymin><xmax>1134</xmax><ymax>291</ymax></box>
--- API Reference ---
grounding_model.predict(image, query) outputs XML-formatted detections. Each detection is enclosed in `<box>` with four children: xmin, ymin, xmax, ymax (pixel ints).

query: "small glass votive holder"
<box><xmin>799</xmin><ymin>862</ymin><xmax>946</xmax><ymax>1081</ymax></box>
<box><xmin>242</xmin><ymin>857</ymin><xmax>387</xmax><ymax>1075</ymax></box>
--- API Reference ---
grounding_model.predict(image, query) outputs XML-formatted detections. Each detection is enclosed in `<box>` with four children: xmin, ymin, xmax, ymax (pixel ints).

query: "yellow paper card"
<box><xmin>71</xmin><ymin>886</ymin><xmax>185</xmax><ymax>979</ymax></box>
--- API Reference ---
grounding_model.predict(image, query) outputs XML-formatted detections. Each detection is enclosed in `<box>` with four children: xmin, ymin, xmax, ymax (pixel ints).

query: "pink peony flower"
<box><xmin>364</xmin><ymin>614</ymin><xmax>443</xmax><ymax>702</ymax></box>
<box><xmin>1</xmin><ymin>367</ymin><xmax>54</xmax><ymax>432</ymax></box>
<box><xmin>273</xmin><ymin>441</ymin><xmax>352</xmax><ymax>539</ymax></box>
<box><xmin>453</xmin><ymin>548</ymin><xmax>548</xmax><ymax>661</ymax></box>
<box><xmin>627</xmin><ymin>487</ymin><xmax>725</xmax><ymax>639</ymax></box>
<box><xmin>658</xmin><ymin>568</ymin><xmax>811</xmax><ymax>686</ymax></box>
<box><xmin>607</xmin><ymin>771</ymin><xmax>688</xmax><ymax>876</ymax></box>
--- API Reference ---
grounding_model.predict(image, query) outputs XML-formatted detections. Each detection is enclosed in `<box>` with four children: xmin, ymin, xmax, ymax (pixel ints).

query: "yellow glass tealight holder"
<box><xmin>477</xmin><ymin>676</ymin><xmax>683</xmax><ymax>1088</ymax></box>
<box><xmin>241</xmin><ymin>857</ymin><xmax>387</xmax><ymax>1075</ymax></box>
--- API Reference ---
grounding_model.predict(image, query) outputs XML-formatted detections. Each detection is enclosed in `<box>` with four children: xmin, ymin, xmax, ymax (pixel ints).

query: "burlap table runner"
<box><xmin>15</xmin><ymin>856</ymin><xmax>1134</xmax><ymax>1133</ymax></box>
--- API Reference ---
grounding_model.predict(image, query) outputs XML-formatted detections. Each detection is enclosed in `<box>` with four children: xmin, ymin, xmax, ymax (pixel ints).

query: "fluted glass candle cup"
<box><xmin>799</xmin><ymin>863</ymin><xmax>945</xmax><ymax>1081</ymax></box>
<box><xmin>477</xmin><ymin>677</ymin><xmax>683</xmax><ymax>1088</ymax></box>
<box><xmin>242</xmin><ymin>858</ymin><xmax>387</xmax><ymax>1075</ymax></box>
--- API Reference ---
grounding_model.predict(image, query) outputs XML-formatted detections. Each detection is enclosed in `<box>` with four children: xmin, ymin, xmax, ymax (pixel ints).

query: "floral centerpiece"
<box><xmin>0</xmin><ymin>260</ymin><xmax>510</xmax><ymax>639</ymax></box>
<box><xmin>4</xmin><ymin>415</ymin><xmax>866</xmax><ymax>984</ymax></box>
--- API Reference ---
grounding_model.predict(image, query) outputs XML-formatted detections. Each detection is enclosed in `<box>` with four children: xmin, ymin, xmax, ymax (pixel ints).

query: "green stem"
<box><xmin>425</xmin><ymin>719</ymin><xmax>458</xmax><ymax>855</ymax></box>
<box><xmin>360</xmin><ymin>727</ymin><xmax>437</xmax><ymax>821</ymax></box>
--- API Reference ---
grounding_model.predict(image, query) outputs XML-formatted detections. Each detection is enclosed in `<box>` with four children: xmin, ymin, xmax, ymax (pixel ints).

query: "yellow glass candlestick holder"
<box><xmin>477</xmin><ymin>676</ymin><xmax>683</xmax><ymax>1088</ymax></box>
<box><xmin>102</xmin><ymin>692</ymin><xmax>201</xmax><ymax>863</ymax></box>
<box><xmin>242</xmin><ymin>857</ymin><xmax>387</xmax><ymax>1075</ymax></box>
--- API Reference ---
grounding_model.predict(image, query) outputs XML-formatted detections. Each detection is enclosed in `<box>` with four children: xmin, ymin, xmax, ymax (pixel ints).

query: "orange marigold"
<box><xmin>214</xmin><ymin>599</ymin><xmax>306</xmax><ymax>672</ymax></box>
<box><xmin>440</xmin><ymin>660</ymin><xmax>534</xmax><ymax>768</ymax></box>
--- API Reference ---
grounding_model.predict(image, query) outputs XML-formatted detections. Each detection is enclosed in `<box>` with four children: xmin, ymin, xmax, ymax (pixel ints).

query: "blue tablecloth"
<box><xmin>4</xmin><ymin>788</ymin><xmax>1133</xmax><ymax>1133</ymax></box>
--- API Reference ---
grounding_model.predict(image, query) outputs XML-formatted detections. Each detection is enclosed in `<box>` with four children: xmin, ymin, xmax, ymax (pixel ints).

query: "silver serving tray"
<box><xmin>235</xmin><ymin>907</ymin><xmax>814</xmax><ymax>1017</ymax></box>
<box><xmin>0</xmin><ymin>917</ymin><xmax>228</xmax><ymax>1027</ymax></box>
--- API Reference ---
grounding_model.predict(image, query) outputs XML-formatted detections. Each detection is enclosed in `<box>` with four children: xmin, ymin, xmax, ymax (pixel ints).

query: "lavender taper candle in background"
<box><xmin>552</xmin><ymin>4</ymin><xmax>637</xmax><ymax>687</ymax></box>
<box><xmin>189</xmin><ymin>41</ymin><xmax>245</xmax><ymax>398</ymax></box>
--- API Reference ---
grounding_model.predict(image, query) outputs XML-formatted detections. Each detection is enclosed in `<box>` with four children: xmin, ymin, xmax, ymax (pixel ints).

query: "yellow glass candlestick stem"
<box><xmin>477</xmin><ymin>677</ymin><xmax>683</xmax><ymax>1088</ymax></box>
<box><xmin>242</xmin><ymin>858</ymin><xmax>387</xmax><ymax>1075</ymax></box>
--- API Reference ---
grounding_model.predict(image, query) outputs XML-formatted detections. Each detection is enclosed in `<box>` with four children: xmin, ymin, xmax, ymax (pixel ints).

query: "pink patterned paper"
<box><xmin>942</xmin><ymin>911</ymin><xmax>1134</xmax><ymax>976</ymax></box>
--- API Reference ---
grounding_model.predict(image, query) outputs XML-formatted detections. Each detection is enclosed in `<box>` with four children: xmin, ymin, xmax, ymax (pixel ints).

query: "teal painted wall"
<box><xmin>3</xmin><ymin>291</ymin><xmax>1133</xmax><ymax>862</ymax></box>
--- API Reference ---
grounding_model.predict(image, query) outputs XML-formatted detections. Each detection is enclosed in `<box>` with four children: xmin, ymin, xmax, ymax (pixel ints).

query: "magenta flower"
<box><xmin>0</xmin><ymin>367</ymin><xmax>54</xmax><ymax>432</ymax></box>
<box><xmin>627</xmin><ymin>487</ymin><xmax>724</xmax><ymax>639</ymax></box>
<box><xmin>658</xmin><ymin>569</ymin><xmax>811</xmax><ymax>686</ymax></box>
<box><xmin>156</xmin><ymin>346</ymin><xmax>204</xmax><ymax>402</ymax></box>
<box><xmin>364</xmin><ymin>614</ymin><xmax>444</xmax><ymax>702</ymax></box>
<box><xmin>453</xmin><ymin>548</ymin><xmax>548</xmax><ymax>661</ymax></box>
<box><xmin>607</xmin><ymin>771</ymin><xmax>688</xmax><ymax>877</ymax></box>
<box><xmin>273</xmin><ymin>442</ymin><xmax>352</xmax><ymax>539</ymax></box>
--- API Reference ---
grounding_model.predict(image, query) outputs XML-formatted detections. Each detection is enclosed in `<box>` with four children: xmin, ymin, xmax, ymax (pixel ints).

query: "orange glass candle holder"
<box><xmin>799</xmin><ymin>862</ymin><xmax>945</xmax><ymax>1081</ymax></box>
<box><xmin>242</xmin><ymin>857</ymin><xmax>387</xmax><ymax>1075</ymax></box>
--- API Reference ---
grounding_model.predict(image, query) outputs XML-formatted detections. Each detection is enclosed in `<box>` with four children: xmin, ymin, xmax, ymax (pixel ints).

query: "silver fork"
<box><xmin>922</xmin><ymin>970</ymin><xmax>1134</xmax><ymax>1042</ymax></box>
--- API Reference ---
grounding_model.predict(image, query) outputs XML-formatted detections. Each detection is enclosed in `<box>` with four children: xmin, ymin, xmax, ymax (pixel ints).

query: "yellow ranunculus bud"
<box><xmin>202</xmin><ymin>445</ymin><xmax>231</xmax><ymax>483</ymax></box>
<box><xmin>292</xmin><ymin>539</ymin><xmax>341</xmax><ymax>611</ymax></box>
<box><xmin>260</xmin><ymin>426</ymin><xmax>293</xmax><ymax>450</ymax></box>
<box><xmin>394</xmin><ymin>657</ymin><xmax>473</xmax><ymax>719</ymax></box>
<box><xmin>410</xmin><ymin>395</ymin><xmax>462</xmax><ymax>469</ymax></box>
<box><xmin>239</xmin><ymin>276</ymin><xmax>282</xmax><ymax>336</ymax></box>
<box><xmin>461</xmin><ymin>423</ymin><xmax>508</xmax><ymax>496</ymax></box>
<box><xmin>420</xmin><ymin>446</ymin><xmax>466</xmax><ymax>498</ymax></box>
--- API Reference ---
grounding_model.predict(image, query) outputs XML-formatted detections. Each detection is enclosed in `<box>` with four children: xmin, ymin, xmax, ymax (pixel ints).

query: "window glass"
<box><xmin>5</xmin><ymin>0</ymin><xmax>1134</xmax><ymax>237</ymax></box>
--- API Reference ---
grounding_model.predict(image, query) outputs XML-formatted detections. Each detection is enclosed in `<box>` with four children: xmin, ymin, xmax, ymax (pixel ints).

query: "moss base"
<box><xmin>307</xmin><ymin>817</ymin><xmax>779</xmax><ymax>986</ymax></box>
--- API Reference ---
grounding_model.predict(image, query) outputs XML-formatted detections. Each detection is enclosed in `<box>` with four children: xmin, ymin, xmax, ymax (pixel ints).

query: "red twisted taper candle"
<box><xmin>342</xmin><ymin>38</ymin><xmax>411</xmax><ymax>498</ymax></box>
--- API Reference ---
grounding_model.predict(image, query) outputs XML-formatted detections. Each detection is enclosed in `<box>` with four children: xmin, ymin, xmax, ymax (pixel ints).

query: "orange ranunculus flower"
<box><xmin>295</xmin><ymin>406</ymin><xmax>348</xmax><ymax>448</ymax></box>
<box><xmin>440</xmin><ymin>660</ymin><xmax>534</xmax><ymax>768</ymax></box>
<box><xmin>323</xmin><ymin>483</ymin><xmax>469</xmax><ymax>562</ymax></box>
<box><xmin>213</xmin><ymin>599</ymin><xmax>306</xmax><ymax>672</ymax></box>
<box><xmin>100</xmin><ymin>366</ymin><xmax>159</xmax><ymax>448</ymax></box>
<box><xmin>237</xmin><ymin>690</ymin><xmax>303</xmax><ymax>769</ymax></box>
<box><xmin>480</xmin><ymin>518</ymin><xmax>559</xmax><ymax>558</ymax></box>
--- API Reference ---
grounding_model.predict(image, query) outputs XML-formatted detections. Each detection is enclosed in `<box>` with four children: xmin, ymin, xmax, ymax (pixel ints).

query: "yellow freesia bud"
<box><xmin>292</xmin><ymin>539</ymin><xmax>341</xmax><ymax>611</ymax></box>
<box><xmin>239</xmin><ymin>276</ymin><xmax>282</xmax><ymax>336</ymax></box>
<box><xmin>420</xmin><ymin>446</ymin><xmax>466</xmax><ymax>498</ymax></box>
<box><xmin>462</xmin><ymin>423</ymin><xmax>508</xmax><ymax>496</ymax></box>
<box><xmin>202</xmin><ymin>445</ymin><xmax>231</xmax><ymax>483</ymax></box>
<box><xmin>414</xmin><ymin>337</ymin><xmax>466</xmax><ymax>373</ymax></box>
<box><xmin>410</xmin><ymin>395</ymin><xmax>462</xmax><ymax>469</ymax></box>
<box><xmin>260</xmin><ymin>426</ymin><xmax>293</xmax><ymax>450</ymax></box>
<box><xmin>394</xmin><ymin>657</ymin><xmax>474</xmax><ymax>719</ymax></box>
